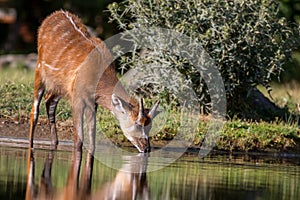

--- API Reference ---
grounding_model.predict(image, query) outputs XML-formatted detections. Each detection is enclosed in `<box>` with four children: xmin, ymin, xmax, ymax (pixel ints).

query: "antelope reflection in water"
<box><xmin>93</xmin><ymin>154</ymin><xmax>149</xmax><ymax>200</ymax></box>
<box><xmin>25</xmin><ymin>148</ymin><xmax>149</xmax><ymax>200</ymax></box>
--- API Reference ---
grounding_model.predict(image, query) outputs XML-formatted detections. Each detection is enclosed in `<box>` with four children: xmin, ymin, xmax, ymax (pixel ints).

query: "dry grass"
<box><xmin>0</xmin><ymin>67</ymin><xmax>34</xmax><ymax>85</ymax></box>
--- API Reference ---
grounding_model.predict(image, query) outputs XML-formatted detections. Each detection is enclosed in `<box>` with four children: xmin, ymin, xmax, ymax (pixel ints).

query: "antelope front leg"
<box><xmin>84</xmin><ymin>104</ymin><xmax>97</xmax><ymax>155</ymax></box>
<box><xmin>72</xmin><ymin>102</ymin><xmax>84</xmax><ymax>151</ymax></box>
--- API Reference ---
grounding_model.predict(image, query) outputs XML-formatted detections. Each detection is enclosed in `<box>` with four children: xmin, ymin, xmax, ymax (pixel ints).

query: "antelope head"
<box><xmin>111</xmin><ymin>94</ymin><xmax>160</xmax><ymax>153</ymax></box>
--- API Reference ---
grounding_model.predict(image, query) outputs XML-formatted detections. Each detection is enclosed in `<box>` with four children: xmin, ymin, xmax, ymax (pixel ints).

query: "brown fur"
<box><xmin>29</xmin><ymin>10</ymin><xmax>158</xmax><ymax>153</ymax></box>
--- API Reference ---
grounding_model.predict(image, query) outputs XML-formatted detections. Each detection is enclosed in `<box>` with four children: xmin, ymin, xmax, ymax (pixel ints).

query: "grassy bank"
<box><xmin>0</xmin><ymin>68</ymin><xmax>300</xmax><ymax>153</ymax></box>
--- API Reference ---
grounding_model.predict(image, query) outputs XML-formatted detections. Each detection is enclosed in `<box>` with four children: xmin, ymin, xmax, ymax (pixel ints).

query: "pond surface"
<box><xmin>0</xmin><ymin>145</ymin><xmax>300</xmax><ymax>200</ymax></box>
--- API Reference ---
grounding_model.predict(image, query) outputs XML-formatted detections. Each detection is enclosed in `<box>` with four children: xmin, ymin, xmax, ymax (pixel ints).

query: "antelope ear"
<box><xmin>111</xmin><ymin>94</ymin><xmax>130</xmax><ymax>114</ymax></box>
<box><xmin>148</xmin><ymin>100</ymin><xmax>161</xmax><ymax>119</ymax></box>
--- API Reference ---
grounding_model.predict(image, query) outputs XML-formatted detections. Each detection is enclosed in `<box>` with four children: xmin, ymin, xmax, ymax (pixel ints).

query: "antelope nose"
<box><xmin>144</xmin><ymin>146</ymin><xmax>151</xmax><ymax>153</ymax></box>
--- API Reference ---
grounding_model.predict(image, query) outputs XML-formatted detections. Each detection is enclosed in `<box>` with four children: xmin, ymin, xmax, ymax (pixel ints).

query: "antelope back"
<box><xmin>37</xmin><ymin>10</ymin><xmax>113</xmax><ymax>99</ymax></box>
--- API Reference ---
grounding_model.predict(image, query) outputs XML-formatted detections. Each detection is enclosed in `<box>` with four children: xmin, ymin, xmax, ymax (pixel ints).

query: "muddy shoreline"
<box><xmin>1</xmin><ymin>117</ymin><xmax>300</xmax><ymax>155</ymax></box>
<box><xmin>0</xmin><ymin>117</ymin><xmax>169</xmax><ymax>151</ymax></box>
<box><xmin>0</xmin><ymin>117</ymin><xmax>73</xmax><ymax>141</ymax></box>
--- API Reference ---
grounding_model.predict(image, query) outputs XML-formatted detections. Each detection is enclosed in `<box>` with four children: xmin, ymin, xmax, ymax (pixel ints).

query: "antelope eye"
<box><xmin>145</xmin><ymin>118</ymin><xmax>152</xmax><ymax>126</ymax></box>
<box><xmin>135</xmin><ymin>122</ymin><xmax>143</xmax><ymax>129</ymax></box>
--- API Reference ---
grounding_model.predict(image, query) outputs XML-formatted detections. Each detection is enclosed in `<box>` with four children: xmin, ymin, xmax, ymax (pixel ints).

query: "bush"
<box><xmin>108</xmin><ymin>0</ymin><xmax>300</xmax><ymax>116</ymax></box>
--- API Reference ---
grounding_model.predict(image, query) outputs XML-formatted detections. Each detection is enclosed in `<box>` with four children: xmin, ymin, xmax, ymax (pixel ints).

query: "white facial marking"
<box><xmin>135</xmin><ymin>145</ymin><xmax>143</xmax><ymax>153</ymax></box>
<box><xmin>110</xmin><ymin>111</ymin><xmax>115</xmax><ymax>116</ymax></box>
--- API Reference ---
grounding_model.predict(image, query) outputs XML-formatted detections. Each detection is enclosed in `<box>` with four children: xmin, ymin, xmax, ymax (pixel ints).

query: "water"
<box><xmin>0</xmin><ymin>145</ymin><xmax>299</xmax><ymax>200</ymax></box>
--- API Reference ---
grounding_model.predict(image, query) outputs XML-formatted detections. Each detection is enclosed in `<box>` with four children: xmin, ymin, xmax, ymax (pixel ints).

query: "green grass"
<box><xmin>1</xmin><ymin>68</ymin><xmax>300</xmax><ymax>152</ymax></box>
<box><xmin>0</xmin><ymin>68</ymin><xmax>72</xmax><ymax>121</ymax></box>
<box><xmin>218</xmin><ymin>118</ymin><xmax>299</xmax><ymax>152</ymax></box>
<box><xmin>0</xmin><ymin>67</ymin><xmax>34</xmax><ymax>85</ymax></box>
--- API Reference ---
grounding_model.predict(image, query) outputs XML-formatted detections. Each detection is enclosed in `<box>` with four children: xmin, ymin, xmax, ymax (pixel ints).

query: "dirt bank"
<box><xmin>0</xmin><ymin>117</ymin><xmax>73</xmax><ymax>141</ymax></box>
<box><xmin>1</xmin><ymin>117</ymin><xmax>300</xmax><ymax>154</ymax></box>
<box><xmin>0</xmin><ymin>117</ymin><xmax>169</xmax><ymax>150</ymax></box>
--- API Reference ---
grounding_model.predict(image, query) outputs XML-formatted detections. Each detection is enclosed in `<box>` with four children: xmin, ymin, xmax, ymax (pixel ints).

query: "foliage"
<box><xmin>108</xmin><ymin>0</ymin><xmax>300</xmax><ymax>114</ymax></box>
